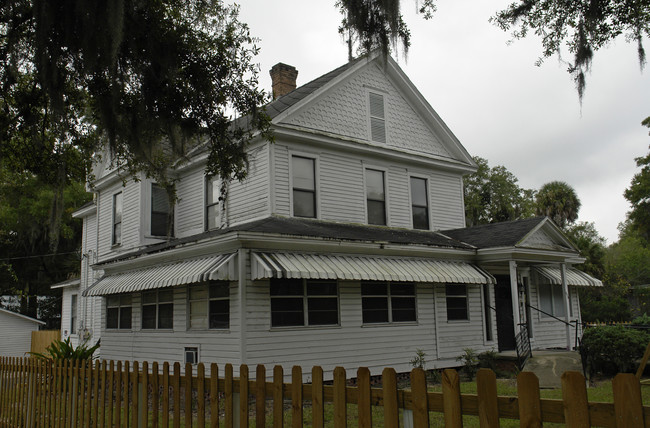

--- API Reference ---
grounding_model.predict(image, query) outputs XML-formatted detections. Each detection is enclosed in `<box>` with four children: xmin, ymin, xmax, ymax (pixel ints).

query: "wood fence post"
<box><xmin>476</xmin><ymin>368</ymin><xmax>499</xmax><ymax>428</ymax></box>
<box><xmin>209</xmin><ymin>363</ymin><xmax>219</xmax><ymax>428</ymax></box>
<box><xmin>613</xmin><ymin>373</ymin><xmax>644</xmax><ymax>427</ymax></box>
<box><xmin>291</xmin><ymin>366</ymin><xmax>302</xmax><ymax>428</ymax></box>
<box><xmin>185</xmin><ymin>362</ymin><xmax>193</xmax><ymax>428</ymax></box>
<box><xmin>357</xmin><ymin>367</ymin><xmax>372</xmax><ymax>428</ymax></box>
<box><xmin>382</xmin><ymin>368</ymin><xmax>399</xmax><ymax>428</ymax></box>
<box><xmin>561</xmin><ymin>371</ymin><xmax>590</xmax><ymax>428</ymax></box>
<box><xmin>517</xmin><ymin>371</ymin><xmax>542</xmax><ymax>428</ymax></box>
<box><xmin>152</xmin><ymin>361</ymin><xmax>160</xmax><ymax>428</ymax></box>
<box><xmin>142</xmin><ymin>360</ymin><xmax>150</xmax><ymax>428</ymax></box>
<box><xmin>132</xmin><ymin>360</ymin><xmax>140</xmax><ymax>428</ymax></box>
<box><xmin>272</xmin><ymin>365</ymin><xmax>283</xmax><ymax>428</ymax></box>
<box><xmin>198</xmin><ymin>363</ymin><xmax>205</xmax><ymax>428</ymax></box>
<box><xmin>255</xmin><ymin>364</ymin><xmax>266</xmax><ymax>428</ymax></box>
<box><xmin>162</xmin><ymin>361</ymin><xmax>170</xmax><ymax>428</ymax></box>
<box><xmin>333</xmin><ymin>366</ymin><xmax>347</xmax><ymax>428</ymax></box>
<box><xmin>123</xmin><ymin>360</ymin><xmax>130</xmax><ymax>427</ymax></box>
<box><xmin>442</xmin><ymin>369</ymin><xmax>462</xmax><ymax>428</ymax></box>
<box><xmin>173</xmin><ymin>362</ymin><xmax>181</xmax><ymax>428</ymax></box>
<box><xmin>312</xmin><ymin>366</ymin><xmax>324</xmax><ymax>428</ymax></box>
<box><xmin>411</xmin><ymin>368</ymin><xmax>429</xmax><ymax>427</ymax></box>
<box><xmin>240</xmin><ymin>364</ymin><xmax>249</xmax><ymax>428</ymax></box>
<box><xmin>225</xmin><ymin>363</ymin><xmax>234</xmax><ymax>428</ymax></box>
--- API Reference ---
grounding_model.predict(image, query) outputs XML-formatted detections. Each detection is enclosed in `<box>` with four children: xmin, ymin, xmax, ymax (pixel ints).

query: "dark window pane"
<box><xmin>362</xmin><ymin>297</ymin><xmax>388</xmax><ymax>310</ymax></box>
<box><xmin>308</xmin><ymin>309</ymin><xmax>339</xmax><ymax>325</ymax></box>
<box><xmin>361</xmin><ymin>282</ymin><xmax>387</xmax><ymax>295</ymax></box>
<box><xmin>151</xmin><ymin>212</ymin><xmax>168</xmax><ymax>236</ymax></box>
<box><xmin>271</xmin><ymin>296</ymin><xmax>304</xmax><ymax>327</ymax></box>
<box><xmin>142</xmin><ymin>305</ymin><xmax>156</xmax><ymax>329</ymax></box>
<box><xmin>158</xmin><ymin>289</ymin><xmax>173</xmax><ymax>302</ymax></box>
<box><xmin>158</xmin><ymin>303</ymin><xmax>173</xmax><ymax>329</ymax></box>
<box><xmin>390</xmin><ymin>283</ymin><xmax>415</xmax><ymax>296</ymax></box>
<box><xmin>270</xmin><ymin>279</ymin><xmax>303</xmax><ymax>296</ymax></box>
<box><xmin>107</xmin><ymin>308</ymin><xmax>119</xmax><ymax>329</ymax></box>
<box><xmin>209</xmin><ymin>282</ymin><xmax>229</xmax><ymax>298</ymax></box>
<box><xmin>362</xmin><ymin>309</ymin><xmax>389</xmax><ymax>324</ymax></box>
<box><xmin>446</xmin><ymin>285</ymin><xmax>467</xmax><ymax>297</ymax></box>
<box><xmin>151</xmin><ymin>184</ymin><xmax>171</xmax><ymax>236</ymax></box>
<box><xmin>271</xmin><ymin>297</ymin><xmax>303</xmax><ymax>312</ymax></box>
<box><xmin>362</xmin><ymin>296</ymin><xmax>389</xmax><ymax>323</ymax></box>
<box><xmin>308</xmin><ymin>297</ymin><xmax>338</xmax><ymax>325</ymax></box>
<box><xmin>307</xmin><ymin>281</ymin><xmax>337</xmax><ymax>296</ymax></box>
<box><xmin>367</xmin><ymin>200</ymin><xmax>386</xmax><ymax>225</ymax></box>
<box><xmin>120</xmin><ymin>307</ymin><xmax>132</xmax><ymax>329</ymax></box>
<box><xmin>412</xmin><ymin>206</ymin><xmax>429</xmax><ymax>230</ymax></box>
<box><xmin>447</xmin><ymin>306</ymin><xmax>468</xmax><ymax>321</ymax></box>
<box><xmin>391</xmin><ymin>296</ymin><xmax>416</xmax><ymax>309</ymax></box>
<box><xmin>308</xmin><ymin>297</ymin><xmax>338</xmax><ymax>311</ymax></box>
<box><xmin>209</xmin><ymin>300</ymin><xmax>229</xmax><ymax>329</ymax></box>
<box><xmin>142</xmin><ymin>291</ymin><xmax>157</xmax><ymax>304</ymax></box>
<box><xmin>392</xmin><ymin>297</ymin><xmax>416</xmax><ymax>322</ymax></box>
<box><xmin>293</xmin><ymin>190</ymin><xmax>316</xmax><ymax>218</ymax></box>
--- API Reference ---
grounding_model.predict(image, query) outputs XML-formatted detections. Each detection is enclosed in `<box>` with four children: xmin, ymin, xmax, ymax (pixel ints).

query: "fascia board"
<box><xmin>273</xmin><ymin>125</ymin><xmax>476</xmax><ymax>174</ymax></box>
<box><xmin>0</xmin><ymin>308</ymin><xmax>46</xmax><ymax>325</ymax></box>
<box><xmin>72</xmin><ymin>204</ymin><xmax>96</xmax><ymax>219</ymax></box>
<box><xmin>385</xmin><ymin>57</ymin><xmax>476</xmax><ymax>167</ymax></box>
<box><xmin>474</xmin><ymin>247</ymin><xmax>585</xmax><ymax>263</ymax></box>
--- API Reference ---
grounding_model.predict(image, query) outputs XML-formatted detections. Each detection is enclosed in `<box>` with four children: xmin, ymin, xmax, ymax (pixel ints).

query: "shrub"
<box><xmin>30</xmin><ymin>337</ymin><xmax>100</xmax><ymax>362</ymax></box>
<box><xmin>632</xmin><ymin>313</ymin><xmax>650</xmax><ymax>326</ymax></box>
<box><xmin>478</xmin><ymin>348</ymin><xmax>498</xmax><ymax>370</ymax></box>
<box><xmin>456</xmin><ymin>348</ymin><xmax>479</xmax><ymax>380</ymax></box>
<box><xmin>580</xmin><ymin>325</ymin><xmax>648</xmax><ymax>377</ymax></box>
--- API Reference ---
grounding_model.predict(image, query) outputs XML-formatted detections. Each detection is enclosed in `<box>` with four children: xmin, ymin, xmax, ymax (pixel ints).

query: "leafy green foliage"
<box><xmin>0</xmin><ymin>0</ymin><xmax>271</xmax><ymax>235</ymax></box>
<box><xmin>536</xmin><ymin>181</ymin><xmax>581</xmax><ymax>229</ymax></box>
<box><xmin>30</xmin><ymin>337</ymin><xmax>100</xmax><ymax>362</ymax></box>
<box><xmin>580</xmin><ymin>325</ymin><xmax>648</xmax><ymax>377</ymax></box>
<box><xmin>632</xmin><ymin>313</ymin><xmax>650</xmax><ymax>326</ymax></box>
<box><xmin>607</xmin><ymin>233</ymin><xmax>650</xmax><ymax>286</ymax></box>
<box><xmin>492</xmin><ymin>0</ymin><xmax>650</xmax><ymax>101</ymax></box>
<box><xmin>463</xmin><ymin>156</ymin><xmax>536</xmax><ymax>226</ymax></box>
<box><xmin>566</xmin><ymin>221</ymin><xmax>607</xmax><ymax>277</ymax></box>
<box><xmin>578</xmin><ymin>273</ymin><xmax>632</xmax><ymax>323</ymax></box>
<box><xmin>409</xmin><ymin>348</ymin><xmax>427</xmax><ymax>369</ymax></box>
<box><xmin>624</xmin><ymin>144</ymin><xmax>650</xmax><ymax>242</ymax></box>
<box><xmin>456</xmin><ymin>348</ymin><xmax>479</xmax><ymax>380</ymax></box>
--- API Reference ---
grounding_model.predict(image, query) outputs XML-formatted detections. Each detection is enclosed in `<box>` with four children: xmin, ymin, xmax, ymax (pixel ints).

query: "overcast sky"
<box><xmin>238</xmin><ymin>0</ymin><xmax>650</xmax><ymax>244</ymax></box>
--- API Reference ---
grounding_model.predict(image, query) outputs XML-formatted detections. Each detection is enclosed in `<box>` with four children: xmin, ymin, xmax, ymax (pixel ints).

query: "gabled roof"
<box><xmin>441</xmin><ymin>217</ymin><xmax>576</xmax><ymax>251</ymax></box>
<box><xmin>0</xmin><ymin>307</ymin><xmax>45</xmax><ymax>325</ymax></box>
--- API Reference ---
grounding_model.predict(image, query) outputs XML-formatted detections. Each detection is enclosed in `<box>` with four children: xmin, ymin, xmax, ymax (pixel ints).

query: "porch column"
<box><xmin>509</xmin><ymin>261</ymin><xmax>520</xmax><ymax>335</ymax></box>
<box><xmin>560</xmin><ymin>263</ymin><xmax>571</xmax><ymax>350</ymax></box>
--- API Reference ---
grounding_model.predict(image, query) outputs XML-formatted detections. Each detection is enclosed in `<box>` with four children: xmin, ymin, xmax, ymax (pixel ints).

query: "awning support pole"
<box><xmin>509</xmin><ymin>261</ymin><xmax>520</xmax><ymax>335</ymax></box>
<box><xmin>560</xmin><ymin>263</ymin><xmax>571</xmax><ymax>350</ymax></box>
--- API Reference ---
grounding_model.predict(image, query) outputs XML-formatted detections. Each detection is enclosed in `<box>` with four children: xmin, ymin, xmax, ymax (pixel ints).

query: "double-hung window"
<box><xmin>270</xmin><ymin>279</ymin><xmax>338</xmax><ymax>327</ymax></box>
<box><xmin>410</xmin><ymin>177</ymin><xmax>429</xmax><ymax>230</ymax></box>
<box><xmin>292</xmin><ymin>156</ymin><xmax>316</xmax><ymax>218</ymax></box>
<box><xmin>366</xmin><ymin>169</ymin><xmax>386</xmax><ymax>225</ymax></box>
<box><xmin>151</xmin><ymin>183</ymin><xmax>172</xmax><ymax>237</ymax></box>
<box><xmin>446</xmin><ymin>284</ymin><xmax>468</xmax><ymax>321</ymax></box>
<box><xmin>70</xmin><ymin>294</ymin><xmax>78</xmax><ymax>334</ymax></box>
<box><xmin>188</xmin><ymin>282</ymin><xmax>230</xmax><ymax>329</ymax></box>
<box><xmin>112</xmin><ymin>192</ymin><xmax>122</xmax><ymax>245</ymax></box>
<box><xmin>538</xmin><ymin>284</ymin><xmax>566</xmax><ymax>318</ymax></box>
<box><xmin>106</xmin><ymin>294</ymin><xmax>132</xmax><ymax>329</ymax></box>
<box><xmin>361</xmin><ymin>282</ymin><xmax>416</xmax><ymax>324</ymax></box>
<box><xmin>369</xmin><ymin>92</ymin><xmax>386</xmax><ymax>143</ymax></box>
<box><xmin>142</xmin><ymin>289</ymin><xmax>173</xmax><ymax>329</ymax></box>
<box><xmin>205</xmin><ymin>176</ymin><xmax>221</xmax><ymax>230</ymax></box>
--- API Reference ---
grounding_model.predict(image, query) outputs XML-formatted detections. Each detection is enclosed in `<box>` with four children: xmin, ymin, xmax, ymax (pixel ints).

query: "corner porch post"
<box><xmin>509</xmin><ymin>261</ymin><xmax>521</xmax><ymax>335</ymax></box>
<box><xmin>560</xmin><ymin>263</ymin><xmax>571</xmax><ymax>350</ymax></box>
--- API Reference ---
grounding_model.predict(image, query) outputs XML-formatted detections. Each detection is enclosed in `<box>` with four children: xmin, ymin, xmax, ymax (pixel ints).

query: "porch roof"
<box><xmin>533</xmin><ymin>266</ymin><xmax>603</xmax><ymax>287</ymax></box>
<box><xmin>83</xmin><ymin>253</ymin><xmax>236</xmax><ymax>297</ymax></box>
<box><xmin>252</xmin><ymin>252</ymin><xmax>495</xmax><ymax>284</ymax></box>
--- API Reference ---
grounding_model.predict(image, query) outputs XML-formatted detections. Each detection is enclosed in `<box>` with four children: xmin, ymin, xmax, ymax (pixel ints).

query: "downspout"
<box><xmin>560</xmin><ymin>263</ymin><xmax>571</xmax><ymax>350</ymax></box>
<box><xmin>509</xmin><ymin>261</ymin><xmax>520</xmax><ymax>336</ymax></box>
<box><xmin>239</xmin><ymin>249</ymin><xmax>247</xmax><ymax>365</ymax></box>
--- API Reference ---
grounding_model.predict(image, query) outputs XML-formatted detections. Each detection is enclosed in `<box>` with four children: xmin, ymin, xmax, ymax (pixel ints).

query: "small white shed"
<box><xmin>0</xmin><ymin>307</ymin><xmax>46</xmax><ymax>357</ymax></box>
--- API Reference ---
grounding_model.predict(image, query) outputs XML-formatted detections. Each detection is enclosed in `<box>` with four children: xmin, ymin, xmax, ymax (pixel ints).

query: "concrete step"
<box><xmin>521</xmin><ymin>350</ymin><xmax>583</xmax><ymax>388</ymax></box>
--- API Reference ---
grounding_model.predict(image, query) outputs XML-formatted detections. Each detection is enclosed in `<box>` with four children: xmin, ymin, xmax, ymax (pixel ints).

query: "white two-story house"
<box><xmin>60</xmin><ymin>53</ymin><xmax>601</xmax><ymax>375</ymax></box>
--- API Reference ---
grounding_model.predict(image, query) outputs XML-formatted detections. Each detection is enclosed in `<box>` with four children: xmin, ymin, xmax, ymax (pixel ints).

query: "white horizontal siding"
<box><xmin>319</xmin><ymin>153</ymin><xmax>365</xmax><ymax>222</ymax></box>
<box><xmin>430</xmin><ymin>171</ymin><xmax>465</xmax><ymax>230</ymax></box>
<box><xmin>98</xmin><ymin>283</ymin><xmax>241</xmax><ymax>367</ymax></box>
<box><xmin>0</xmin><ymin>312</ymin><xmax>41</xmax><ymax>357</ymax></box>
<box><xmin>528</xmin><ymin>278</ymin><xmax>579</xmax><ymax>350</ymax></box>
<box><xmin>273</xmin><ymin>145</ymin><xmax>290</xmax><ymax>216</ymax></box>
<box><xmin>227</xmin><ymin>144</ymin><xmax>270</xmax><ymax>226</ymax></box>
<box><xmin>97</xmin><ymin>179</ymin><xmax>140</xmax><ymax>261</ymax></box>
<box><xmin>175</xmin><ymin>167</ymin><xmax>205</xmax><ymax>238</ymax></box>
<box><xmin>387</xmin><ymin>166</ymin><xmax>410</xmax><ymax>227</ymax></box>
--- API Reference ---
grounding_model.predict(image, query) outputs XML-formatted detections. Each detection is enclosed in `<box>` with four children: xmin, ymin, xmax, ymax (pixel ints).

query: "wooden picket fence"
<box><xmin>0</xmin><ymin>356</ymin><xmax>648</xmax><ymax>428</ymax></box>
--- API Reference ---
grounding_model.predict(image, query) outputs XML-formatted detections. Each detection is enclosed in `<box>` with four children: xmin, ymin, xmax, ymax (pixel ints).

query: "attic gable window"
<box><xmin>205</xmin><ymin>176</ymin><xmax>221</xmax><ymax>230</ymax></box>
<box><xmin>369</xmin><ymin>92</ymin><xmax>386</xmax><ymax>143</ymax></box>
<box><xmin>151</xmin><ymin>183</ymin><xmax>172</xmax><ymax>237</ymax></box>
<box><xmin>292</xmin><ymin>156</ymin><xmax>316</xmax><ymax>218</ymax></box>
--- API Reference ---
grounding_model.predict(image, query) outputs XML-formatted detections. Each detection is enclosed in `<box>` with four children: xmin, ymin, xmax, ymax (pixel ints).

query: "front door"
<box><xmin>495</xmin><ymin>275</ymin><xmax>515</xmax><ymax>351</ymax></box>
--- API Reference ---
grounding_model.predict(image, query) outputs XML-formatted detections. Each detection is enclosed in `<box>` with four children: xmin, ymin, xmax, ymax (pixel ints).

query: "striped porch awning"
<box><xmin>251</xmin><ymin>252</ymin><xmax>494</xmax><ymax>284</ymax></box>
<box><xmin>533</xmin><ymin>266</ymin><xmax>603</xmax><ymax>287</ymax></box>
<box><xmin>83</xmin><ymin>253</ymin><xmax>237</xmax><ymax>296</ymax></box>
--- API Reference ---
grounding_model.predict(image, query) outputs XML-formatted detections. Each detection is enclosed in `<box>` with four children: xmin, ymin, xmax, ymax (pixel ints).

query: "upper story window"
<box><xmin>205</xmin><ymin>176</ymin><xmax>221</xmax><ymax>230</ymax></box>
<box><xmin>270</xmin><ymin>278</ymin><xmax>339</xmax><ymax>327</ymax></box>
<box><xmin>410</xmin><ymin>177</ymin><xmax>429</xmax><ymax>230</ymax></box>
<box><xmin>112</xmin><ymin>192</ymin><xmax>122</xmax><ymax>245</ymax></box>
<box><xmin>369</xmin><ymin>92</ymin><xmax>386</xmax><ymax>143</ymax></box>
<box><xmin>539</xmin><ymin>284</ymin><xmax>566</xmax><ymax>318</ymax></box>
<box><xmin>361</xmin><ymin>282</ymin><xmax>417</xmax><ymax>324</ymax></box>
<box><xmin>292</xmin><ymin>156</ymin><xmax>316</xmax><ymax>218</ymax></box>
<box><xmin>70</xmin><ymin>294</ymin><xmax>78</xmax><ymax>334</ymax></box>
<box><xmin>106</xmin><ymin>294</ymin><xmax>132</xmax><ymax>330</ymax></box>
<box><xmin>151</xmin><ymin>183</ymin><xmax>172</xmax><ymax>237</ymax></box>
<box><xmin>366</xmin><ymin>169</ymin><xmax>386</xmax><ymax>225</ymax></box>
<box><xmin>446</xmin><ymin>284</ymin><xmax>468</xmax><ymax>321</ymax></box>
<box><xmin>142</xmin><ymin>289</ymin><xmax>173</xmax><ymax>329</ymax></box>
<box><xmin>188</xmin><ymin>282</ymin><xmax>230</xmax><ymax>329</ymax></box>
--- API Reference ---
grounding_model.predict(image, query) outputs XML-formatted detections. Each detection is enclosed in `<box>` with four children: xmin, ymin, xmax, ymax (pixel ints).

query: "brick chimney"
<box><xmin>270</xmin><ymin>63</ymin><xmax>298</xmax><ymax>100</ymax></box>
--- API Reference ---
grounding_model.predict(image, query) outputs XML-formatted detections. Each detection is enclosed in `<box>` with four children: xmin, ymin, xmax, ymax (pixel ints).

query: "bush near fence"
<box><xmin>0</xmin><ymin>356</ymin><xmax>648</xmax><ymax>427</ymax></box>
